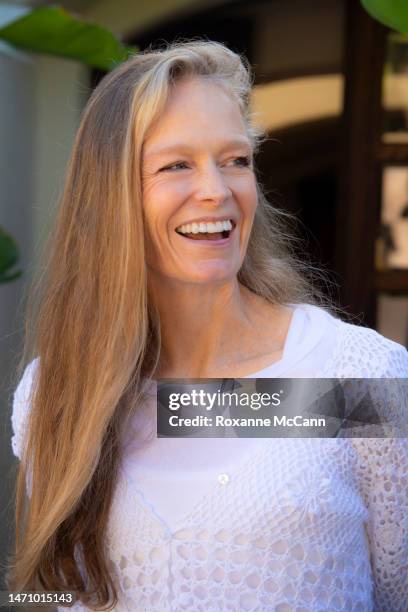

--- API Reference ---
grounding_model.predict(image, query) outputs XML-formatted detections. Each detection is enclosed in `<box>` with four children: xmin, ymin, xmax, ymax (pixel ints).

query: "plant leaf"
<box><xmin>0</xmin><ymin>270</ymin><xmax>23</xmax><ymax>284</ymax></box>
<box><xmin>0</xmin><ymin>6</ymin><xmax>137</xmax><ymax>70</ymax></box>
<box><xmin>0</xmin><ymin>226</ymin><xmax>22</xmax><ymax>284</ymax></box>
<box><xmin>361</xmin><ymin>0</ymin><xmax>408</xmax><ymax>36</ymax></box>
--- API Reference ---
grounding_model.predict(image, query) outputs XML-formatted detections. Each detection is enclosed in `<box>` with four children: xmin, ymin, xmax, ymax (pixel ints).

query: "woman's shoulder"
<box><xmin>11</xmin><ymin>357</ymin><xmax>40</xmax><ymax>460</ymax></box>
<box><xmin>297</xmin><ymin>303</ymin><xmax>408</xmax><ymax>378</ymax></box>
<box><xmin>336</xmin><ymin>315</ymin><xmax>406</xmax><ymax>377</ymax></box>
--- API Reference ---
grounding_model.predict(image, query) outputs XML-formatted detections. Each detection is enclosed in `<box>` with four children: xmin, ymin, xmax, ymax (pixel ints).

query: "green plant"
<box><xmin>0</xmin><ymin>5</ymin><xmax>136</xmax><ymax>70</ymax></box>
<box><xmin>0</xmin><ymin>226</ymin><xmax>22</xmax><ymax>284</ymax></box>
<box><xmin>361</xmin><ymin>0</ymin><xmax>408</xmax><ymax>36</ymax></box>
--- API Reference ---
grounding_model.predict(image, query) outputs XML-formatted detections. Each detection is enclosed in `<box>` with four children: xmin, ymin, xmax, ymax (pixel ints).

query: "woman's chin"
<box><xmin>148</xmin><ymin>262</ymin><xmax>242</xmax><ymax>286</ymax></box>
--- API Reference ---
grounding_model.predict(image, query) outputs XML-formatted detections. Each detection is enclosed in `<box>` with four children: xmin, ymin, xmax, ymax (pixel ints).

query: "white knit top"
<box><xmin>11</xmin><ymin>304</ymin><xmax>408</xmax><ymax>612</ymax></box>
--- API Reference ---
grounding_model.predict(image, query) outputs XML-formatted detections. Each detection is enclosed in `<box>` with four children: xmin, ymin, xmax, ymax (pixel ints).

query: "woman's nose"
<box><xmin>194</xmin><ymin>163</ymin><xmax>232</xmax><ymax>204</ymax></box>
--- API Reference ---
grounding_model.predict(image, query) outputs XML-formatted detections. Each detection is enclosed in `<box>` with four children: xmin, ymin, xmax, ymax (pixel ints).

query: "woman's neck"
<box><xmin>148</xmin><ymin>277</ymin><xmax>292</xmax><ymax>378</ymax></box>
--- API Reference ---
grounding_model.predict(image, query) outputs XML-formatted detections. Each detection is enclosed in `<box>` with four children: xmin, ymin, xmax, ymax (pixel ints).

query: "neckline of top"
<box><xmin>141</xmin><ymin>303</ymin><xmax>337</xmax><ymax>393</ymax></box>
<box><xmin>228</xmin><ymin>303</ymin><xmax>335</xmax><ymax>379</ymax></box>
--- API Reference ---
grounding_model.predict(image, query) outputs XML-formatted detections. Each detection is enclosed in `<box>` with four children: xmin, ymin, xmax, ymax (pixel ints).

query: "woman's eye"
<box><xmin>231</xmin><ymin>156</ymin><xmax>252</xmax><ymax>168</ymax></box>
<box><xmin>159</xmin><ymin>162</ymin><xmax>188</xmax><ymax>172</ymax></box>
<box><xmin>158</xmin><ymin>157</ymin><xmax>252</xmax><ymax>172</ymax></box>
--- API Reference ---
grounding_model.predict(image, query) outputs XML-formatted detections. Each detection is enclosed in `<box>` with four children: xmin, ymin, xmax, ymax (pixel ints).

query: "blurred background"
<box><xmin>1</xmin><ymin>0</ymin><xmax>408</xmax><ymax>607</ymax></box>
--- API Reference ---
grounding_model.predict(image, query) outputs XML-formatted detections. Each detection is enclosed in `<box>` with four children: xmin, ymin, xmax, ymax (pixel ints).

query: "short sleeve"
<box><xmin>11</xmin><ymin>358</ymin><xmax>40</xmax><ymax>460</ymax></box>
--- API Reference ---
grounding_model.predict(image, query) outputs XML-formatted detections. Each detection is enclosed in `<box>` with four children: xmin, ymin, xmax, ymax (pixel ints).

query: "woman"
<box><xmin>8</xmin><ymin>41</ymin><xmax>408</xmax><ymax>611</ymax></box>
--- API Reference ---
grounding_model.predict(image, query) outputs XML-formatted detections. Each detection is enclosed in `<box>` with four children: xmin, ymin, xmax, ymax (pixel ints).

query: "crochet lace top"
<box><xmin>11</xmin><ymin>304</ymin><xmax>408</xmax><ymax>611</ymax></box>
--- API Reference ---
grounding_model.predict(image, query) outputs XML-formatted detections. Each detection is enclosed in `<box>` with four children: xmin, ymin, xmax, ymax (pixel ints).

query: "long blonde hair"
<box><xmin>7</xmin><ymin>40</ymin><xmax>329</xmax><ymax>609</ymax></box>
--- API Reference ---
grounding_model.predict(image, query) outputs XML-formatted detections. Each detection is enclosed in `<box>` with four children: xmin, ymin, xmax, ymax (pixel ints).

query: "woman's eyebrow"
<box><xmin>145</xmin><ymin>138</ymin><xmax>253</xmax><ymax>158</ymax></box>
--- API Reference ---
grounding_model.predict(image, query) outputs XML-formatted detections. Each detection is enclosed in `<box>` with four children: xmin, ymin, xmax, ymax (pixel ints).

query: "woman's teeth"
<box><xmin>177</xmin><ymin>219</ymin><xmax>233</xmax><ymax>235</ymax></box>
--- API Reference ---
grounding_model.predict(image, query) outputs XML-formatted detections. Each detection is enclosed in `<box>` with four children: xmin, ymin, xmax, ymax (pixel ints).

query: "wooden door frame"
<box><xmin>336</xmin><ymin>0</ymin><xmax>387</xmax><ymax>325</ymax></box>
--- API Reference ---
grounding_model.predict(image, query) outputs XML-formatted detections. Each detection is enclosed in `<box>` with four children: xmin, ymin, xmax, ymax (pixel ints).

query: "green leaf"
<box><xmin>0</xmin><ymin>226</ymin><xmax>22</xmax><ymax>284</ymax></box>
<box><xmin>0</xmin><ymin>6</ymin><xmax>137</xmax><ymax>71</ymax></box>
<box><xmin>361</xmin><ymin>0</ymin><xmax>408</xmax><ymax>36</ymax></box>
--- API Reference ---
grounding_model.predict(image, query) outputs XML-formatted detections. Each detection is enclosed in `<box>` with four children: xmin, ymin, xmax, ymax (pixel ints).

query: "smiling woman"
<box><xmin>7</xmin><ymin>40</ymin><xmax>408</xmax><ymax>611</ymax></box>
<box><xmin>142</xmin><ymin>77</ymin><xmax>256</xmax><ymax>279</ymax></box>
<box><xmin>141</xmin><ymin>76</ymin><xmax>263</xmax><ymax>338</ymax></box>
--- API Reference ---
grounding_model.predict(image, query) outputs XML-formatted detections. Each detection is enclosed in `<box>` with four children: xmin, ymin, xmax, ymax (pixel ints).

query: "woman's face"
<box><xmin>142</xmin><ymin>77</ymin><xmax>257</xmax><ymax>286</ymax></box>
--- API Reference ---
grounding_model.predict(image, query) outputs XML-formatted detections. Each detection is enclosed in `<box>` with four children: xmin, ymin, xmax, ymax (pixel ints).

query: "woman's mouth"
<box><xmin>175</xmin><ymin>219</ymin><xmax>235</xmax><ymax>242</ymax></box>
<box><xmin>180</xmin><ymin>230</ymin><xmax>230</xmax><ymax>240</ymax></box>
